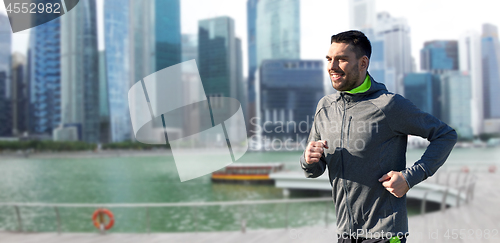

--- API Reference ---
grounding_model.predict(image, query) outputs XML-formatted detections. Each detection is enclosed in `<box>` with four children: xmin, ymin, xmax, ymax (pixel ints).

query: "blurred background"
<box><xmin>0</xmin><ymin>0</ymin><xmax>499</xmax><ymax>238</ymax></box>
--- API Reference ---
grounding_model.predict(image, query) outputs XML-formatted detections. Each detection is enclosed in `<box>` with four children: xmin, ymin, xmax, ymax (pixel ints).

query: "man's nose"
<box><xmin>328</xmin><ymin>60</ymin><xmax>339</xmax><ymax>71</ymax></box>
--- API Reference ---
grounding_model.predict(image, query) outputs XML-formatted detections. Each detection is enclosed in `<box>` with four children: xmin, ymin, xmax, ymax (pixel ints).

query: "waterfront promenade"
<box><xmin>1</xmin><ymin>172</ymin><xmax>498</xmax><ymax>243</ymax></box>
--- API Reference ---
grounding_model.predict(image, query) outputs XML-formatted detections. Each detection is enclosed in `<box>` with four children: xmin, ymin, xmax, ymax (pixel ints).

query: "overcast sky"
<box><xmin>2</xmin><ymin>0</ymin><xmax>499</xmax><ymax>74</ymax></box>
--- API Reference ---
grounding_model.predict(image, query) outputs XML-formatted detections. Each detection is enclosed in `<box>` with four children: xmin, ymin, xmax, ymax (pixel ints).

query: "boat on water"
<box><xmin>211</xmin><ymin>163</ymin><xmax>285</xmax><ymax>184</ymax></box>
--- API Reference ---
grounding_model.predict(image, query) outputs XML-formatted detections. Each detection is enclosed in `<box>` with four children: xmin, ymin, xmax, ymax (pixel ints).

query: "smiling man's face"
<box><xmin>326</xmin><ymin>42</ymin><xmax>367</xmax><ymax>92</ymax></box>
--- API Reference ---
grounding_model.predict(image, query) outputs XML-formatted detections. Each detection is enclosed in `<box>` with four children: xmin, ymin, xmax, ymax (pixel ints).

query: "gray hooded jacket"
<box><xmin>300</xmin><ymin>76</ymin><xmax>457</xmax><ymax>237</ymax></box>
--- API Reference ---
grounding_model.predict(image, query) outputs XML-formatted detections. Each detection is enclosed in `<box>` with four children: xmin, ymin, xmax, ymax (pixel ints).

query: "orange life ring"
<box><xmin>92</xmin><ymin>208</ymin><xmax>115</xmax><ymax>230</ymax></box>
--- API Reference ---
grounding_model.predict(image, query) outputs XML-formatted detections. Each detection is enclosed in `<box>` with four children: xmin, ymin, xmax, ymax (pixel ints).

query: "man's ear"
<box><xmin>359</xmin><ymin>56</ymin><xmax>369</xmax><ymax>71</ymax></box>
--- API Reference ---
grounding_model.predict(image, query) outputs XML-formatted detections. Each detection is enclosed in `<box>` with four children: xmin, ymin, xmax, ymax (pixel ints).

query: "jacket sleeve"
<box><xmin>385</xmin><ymin>94</ymin><xmax>457</xmax><ymax>188</ymax></box>
<box><xmin>300</xmin><ymin>107</ymin><xmax>327</xmax><ymax>178</ymax></box>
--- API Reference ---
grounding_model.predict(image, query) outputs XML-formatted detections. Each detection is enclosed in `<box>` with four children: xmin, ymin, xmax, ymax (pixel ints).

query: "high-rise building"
<box><xmin>198</xmin><ymin>17</ymin><xmax>241</xmax><ymax>100</ymax></box>
<box><xmin>348</xmin><ymin>0</ymin><xmax>376</xmax><ymax>36</ymax></box>
<box><xmin>181</xmin><ymin>34</ymin><xmax>203</xmax><ymax>139</ymax></box>
<box><xmin>11</xmin><ymin>52</ymin><xmax>28</xmax><ymax>136</ymax></box>
<box><xmin>28</xmin><ymin>11</ymin><xmax>62</xmax><ymax>137</ymax></box>
<box><xmin>403</xmin><ymin>73</ymin><xmax>435</xmax><ymax>116</ymax></box>
<box><xmin>105</xmin><ymin>0</ymin><xmax>131</xmax><ymax>142</ymax></box>
<box><xmin>250</xmin><ymin>0</ymin><xmax>300</xmax><ymax>136</ymax></box>
<box><xmin>98</xmin><ymin>51</ymin><xmax>110</xmax><ymax>143</ymax></box>
<box><xmin>439</xmin><ymin>71</ymin><xmax>473</xmax><ymax>139</ymax></box>
<box><xmin>129</xmin><ymin>0</ymin><xmax>181</xmax><ymax>83</ymax></box>
<box><xmin>247</xmin><ymin>0</ymin><xmax>259</xmax><ymax>132</ymax></box>
<box><xmin>481</xmin><ymin>24</ymin><xmax>500</xmax><ymax>120</ymax></box>
<box><xmin>235</xmin><ymin>37</ymin><xmax>247</xmax><ymax>119</ymax></box>
<box><xmin>368</xmin><ymin>38</ymin><xmax>389</xmax><ymax>85</ymax></box>
<box><xmin>60</xmin><ymin>0</ymin><xmax>100</xmax><ymax>143</ymax></box>
<box><xmin>0</xmin><ymin>14</ymin><xmax>12</xmax><ymax>136</ymax></box>
<box><xmin>182</xmin><ymin>34</ymin><xmax>198</xmax><ymax>63</ymax></box>
<box><xmin>459</xmin><ymin>30</ymin><xmax>484</xmax><ymax>136</ymax></box>
<box><xmin>256</xmin><ymin>0</ymin><xmax>300</xmax><ymax>67</ymax></box>
<box><xmin>347</xmin><ymin>1</ymin><xmax>390</xmax><ymax>92</ymax></box>
<box><xmin>421</xmin><ymin>40</ymin><xmax>459</xmax><ymax>73</ymax></box>
<box><xmin>254</xmin><ymin>60</ymin><xmax>324</xmax><ymax>149</ymax></box>
<box><xmin>128</xmin><ymin>0</ymin><xmax>182</xmax><ymax>141</ymax></box>
<box><xmin>198</xmin><ymin>17</ymin><xmax>244</xmax><ymax>143</ymax></box>
<box><xmin>154</xmin><ymin>0</ymin><xmax>181</xmax><ymax>72</ymax></box>
<box><xmin>374</xmin><ymin>12</ymin><xmax>412</xmax><ymax>95</ymax></box>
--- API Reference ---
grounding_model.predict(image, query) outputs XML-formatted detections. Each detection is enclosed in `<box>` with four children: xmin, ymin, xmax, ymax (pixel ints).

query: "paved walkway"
<box><xmin>1</xmin><ymin>173</ymin><xmax>499</xmax><ymax>243</ymax></box>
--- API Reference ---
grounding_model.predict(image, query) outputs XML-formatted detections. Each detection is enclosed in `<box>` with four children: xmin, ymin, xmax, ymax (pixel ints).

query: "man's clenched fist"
<box><xmin>305</xmin><ymin>140</ymin><xmax>329</xmax><ymax>164</ymax></box>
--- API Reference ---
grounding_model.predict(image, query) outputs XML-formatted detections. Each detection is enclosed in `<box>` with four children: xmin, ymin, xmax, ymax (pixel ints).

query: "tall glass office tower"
<box><xmin>459</xmin><ymin>30</ymin><xmax>483</xmax><ymax>136</ymax></box>
<box><xmin>420</xmin><ymin>40</ymin><xmax>459</xmax><ymax>73</ymax></box>
<box><xmin>0</xmin><ymin>14</ymin><xmax>11</xmax><ymax>136</ymax></box>
<box><xmin>198</xmin><ymin>17</ymin><xmax>244</xmax><ymax>143</ymax></box>
<box><xmin>440</xmin><ymin>71</ymin><xmax>473</xmax><ymax>139</ymax></box>
<box><xmin>403</xmin><ymin>73</ymin><xmax>435</xmax><ymax>116</ymax></box>
<box><xmin>247</xmin><ymin>0</ymin><xmax>259</xmax><ymax>130</ymax></box>
<box><xmin>481</xmin><ymin>24</ymin><xmax>500</xmax><ymax>119</ymax></box>
<box><xmin>12</xmin><ymin>53</ymin><xmax>28</xmax><ymax>136</ymax></box>
<box><xmin>129</xmin><ymin>0</ymin><xmax>181</xmax><ymax>83</ymax></box>
<box><xmin>60</xmin><ymin>0</ymin><xmax>100</xmax><ymax>143</ymax></box>
<box><xmin>154</xmin><ymin>0</ymin><xmax>181</xmax><ymax>72</ymax></box>
<box><xmin>256</xmin><ymin>0</ymin><xmax>300</xmax><ymax>67</ymax></box>
<box><xmin>375</xmin><ymin>12</ymin><xmax>412</xmax><ymax>95</ymax></box>
<box><xmin>128</xmin><ymin>0</ymin><xmax>182</xmax><ymax>140</ymax></box>
<box><xmin>28</xmin><ymin>12</ymin><xmax>61</xmax><ymax>136</ymax></box>
<box><xmin>255</xmin><ymin>60</ymin><xmax>324</xmax><ymax>148</ymax></box>
<box><xmin>198</xmin><ymin>17</ymin><xmax>240</xmax><ymax>100</ymax></box>
<box><xmin>104</xmin><ymin>0</ymin><xmax>131</xmax><ymax>142</ymax></box>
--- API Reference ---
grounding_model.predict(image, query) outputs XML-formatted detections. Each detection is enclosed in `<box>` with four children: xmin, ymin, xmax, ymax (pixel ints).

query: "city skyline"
<box><xmin>0</xmin><ymin>0</ymin><xmax>499</xmax><ymax>141</ymax></box>
<box><xmin>2</xmin><ymin>0</ymin><xmax>500</xmax><ymax>77</ymax></box>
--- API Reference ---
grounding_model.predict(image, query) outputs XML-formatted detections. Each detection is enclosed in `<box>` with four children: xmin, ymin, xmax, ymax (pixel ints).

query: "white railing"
<box><xmin>0</xmin><ymin>197</ymin><xmax>334</xmax><ymax>234</ymax></box>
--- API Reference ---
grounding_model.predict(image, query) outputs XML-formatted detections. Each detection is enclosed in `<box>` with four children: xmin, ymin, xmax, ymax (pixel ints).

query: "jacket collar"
<box><xmin>335</xmin><ymin>72</ymin><xmax>388</xmax><ymax>103</ymax></box>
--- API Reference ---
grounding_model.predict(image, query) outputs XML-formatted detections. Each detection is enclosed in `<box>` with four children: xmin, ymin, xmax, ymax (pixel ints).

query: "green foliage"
<box><xmin>101</xmin><ymin>141</ymin><xmax>170</xmax><ymax>150</ymax></box>
<box><xmin>477</xmin><ymin>133</ymin><xmax>500</xmax><ymax>142</ymax></box>
<box><xmin>0</xmin><ymin>140</ymin><xmax>96</xmax><ymax>152</ymax></box>
<box><xmin>0</xmin><ymin>140</ymin><xmax>170</xmax><ymax>152</ymax></box>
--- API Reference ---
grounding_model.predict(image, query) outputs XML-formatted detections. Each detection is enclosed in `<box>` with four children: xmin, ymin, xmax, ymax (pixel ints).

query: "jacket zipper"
<box><xmin>340</xmin><ymin>95</ymin><xmax>355</xmax><ymax>233</ymax></box>
<box><xmin>347</xmin><ymin>116</ymin><xmax>352</xmax><ymax>149</ymax></box>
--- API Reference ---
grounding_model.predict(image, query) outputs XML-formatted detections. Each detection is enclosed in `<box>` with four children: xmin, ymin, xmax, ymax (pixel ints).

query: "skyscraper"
<box><xmin>0</xmin><ymin>14</ymin><xmax>12</xmax><ymax>136</ymax></box>
<box><xmin>154</xmin><ymin>0</ymin><xmax>181</xmax><ymax>72</ymax></box>
<box><xmin>348</xmin><ymin>0</ymin><xmax>376</xmax><ymax>36</ymax></box>
<box><xmin>459</xmin><ymin>30</ymin><xmax>484</xmax><ymax>136</ymax></box>
<box><xmin>403</xmin><ymin>73</ymin><xmax>435</xmax><ymax>116</ymax></box>
<box><xmin>198</xmin><ymin>16</ymin><xmax>244</xmax><ymax>143</ymax></box>
<box><xmin>439</xmin><ymin>71</ymin><xmax>473</xmax><ymax>139</ymax></box>
<box><xmin>255</xmin><ymin>60</ymin><xmax>324</xmax><ymax>149</ymax></box>
<box><xmin>247</xmin><ymin>0</ymin><xmax>259</xmax><ymax>129</ymax></box>
<box><xmin>375</xmin><ymin>12</ymin><xmax>412</xmax><ymax>95</ymax></box>
<box><xmin>250</xmin><ymin>0</ymin><xmax>300</xmax><ymax>136</ymax></box>
<box><xmin>198</xmin><ymin>17</ymin><xmax>240</xmax><ymax>100</ymax></box>
<box><xmin>28</xmin><ymin>11</ymin><xmax>61</xmax><ymax>137</ymax></box>
<box><xmin>11</xmin><ymin>52</ymin><xmax>28</xmax><ymax>137</ymax></box>
<box><xmin>129</xmin><ymin>0</ymin><xmax>181</xmax><ymax>83</ymax></box>
<box><xmin>481</xmin><ymin>24</ymin><xmax>500</xmax><ymax>120</ymax></box>
<box><xmin>421</xmin><ymin>40</ymin><xmax>459</xmax><ymax>73</ymax></box>
<box><xmin>98</xmin><ymin>51</ymin><xmax>110</xmax><ymax>143</ymax></box>
<box><xmin>60</xmin><ymin>0</ymin><xmax>100</xmax><ymax>143</ymax></box>
<box><xmin>105</xmin><ymin>0</ymin><xmax>131</xmax><ymax>142</ymax></box>
<box><xmin>256</xmin><ymin>0</ymin><xmax>300</xmax><ymax>67</ymax></box>
<box><xmin>128</xmin><ymin>0</ymin><xmax>182</xmax><ymax>140</ymax></box>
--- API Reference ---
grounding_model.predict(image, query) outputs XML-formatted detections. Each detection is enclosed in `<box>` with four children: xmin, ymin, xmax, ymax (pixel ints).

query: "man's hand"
<box><xmin>304</xmin><ymin>141</ymin><xmax>329</xmax><ymax>164</ymax></box>
<box><xmin>378</xmin><ymin>171</ymin><xmax>410</xmax><ymax>198</ymax></box>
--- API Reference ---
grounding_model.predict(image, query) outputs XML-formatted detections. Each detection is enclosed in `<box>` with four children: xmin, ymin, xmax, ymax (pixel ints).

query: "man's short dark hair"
<box><xmin>331</xmin><ymin>30</ymin><xmax>372</xmax><ymax>59</ymax></box>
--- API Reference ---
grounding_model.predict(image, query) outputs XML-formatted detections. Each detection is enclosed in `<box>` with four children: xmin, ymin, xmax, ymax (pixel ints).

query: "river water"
<box><xmin>0</xmin><ymin>147</ymin><xmax>498</xmax><ymax>232</ymax></box>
